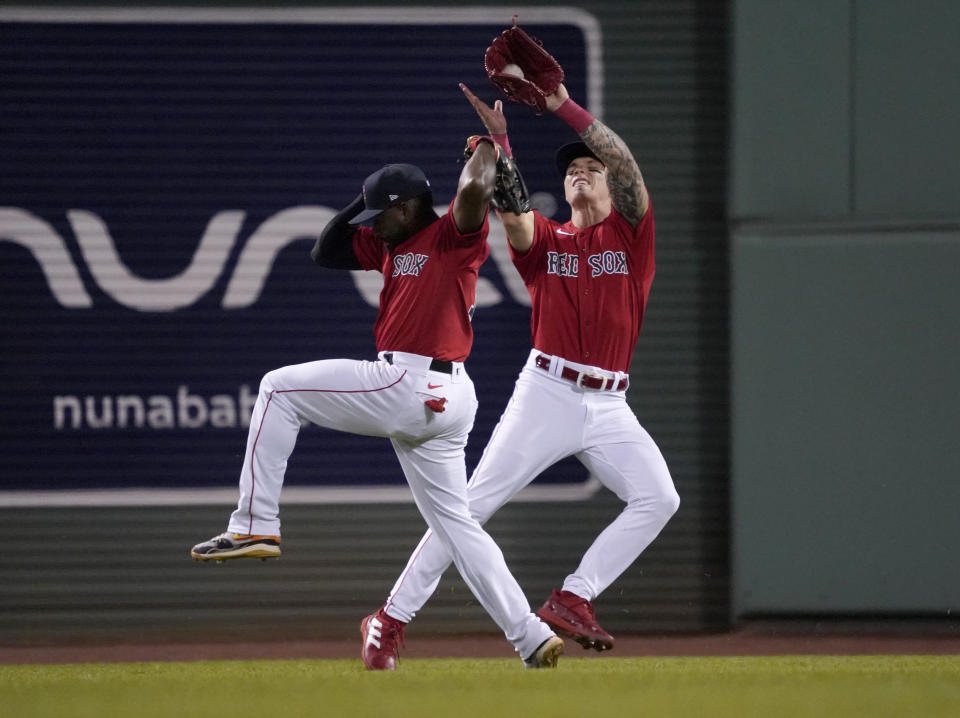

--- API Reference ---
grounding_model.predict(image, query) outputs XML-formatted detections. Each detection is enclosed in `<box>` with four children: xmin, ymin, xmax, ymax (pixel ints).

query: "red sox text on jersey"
<box><xmin>546</xmin><ymin>250</ymin><xmax>629</xmax><ymax>278</ymax></box>
<box><xmin>392</xmin><ymin>252</ymin><xmax>429</xmax><ymax>276</ymax></box>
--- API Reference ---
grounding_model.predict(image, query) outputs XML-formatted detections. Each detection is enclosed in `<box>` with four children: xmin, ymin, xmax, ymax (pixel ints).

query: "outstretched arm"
<box><xmin>460</xmin><ymin>83</ymin><xmax>535</xmax><ymax>252</ymax></box>
<box><xmin>451</xmin><ymin>134</ymin><xmax>497</xmax><ymax>235</ymax></box>
<box><xmin>545</xmin><ymin>85</ymin><xmax>650</xmax><ymax>226</ymax></box>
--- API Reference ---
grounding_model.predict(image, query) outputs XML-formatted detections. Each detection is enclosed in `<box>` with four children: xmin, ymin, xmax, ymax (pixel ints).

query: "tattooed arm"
<box><xmin>545</xmin><ymin>84</ymin><xmax>650</xmax><ymax>226</ymax></box>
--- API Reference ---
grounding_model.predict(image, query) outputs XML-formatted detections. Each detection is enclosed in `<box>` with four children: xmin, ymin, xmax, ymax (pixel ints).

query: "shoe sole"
<box><xmin>536</xmin><ymin>608</ymin><xmax>615</xmax><ymax>652</ymax></box>
<box><xmin>191</xmin><ymin>544</ymin><xmax>281</xmax><ymax>561</ymax></box>
<box><xmin>525</xmin><ymin>636</ymin><xmax>564</xmax><ymax>668</ymax></box>
<box><xmin>538</xmin><ymin>637</ymin><xmax>564</xmax><ymax>667</ymax></box>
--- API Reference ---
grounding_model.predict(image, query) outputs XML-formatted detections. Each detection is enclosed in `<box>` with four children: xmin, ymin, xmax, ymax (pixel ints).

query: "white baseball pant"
<box><xmin>384</xmin><ymin>349</ymin><xmax>680</xmax><ymax>622</ymax></box>
<box><xmin>226</xmin><ymin>350</ymin><xmax>554</xmax><ymax>659</ymax></box>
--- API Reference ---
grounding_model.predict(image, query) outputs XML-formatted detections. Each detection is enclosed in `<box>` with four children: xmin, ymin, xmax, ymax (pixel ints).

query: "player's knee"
<box><xmin>659</xmin><ymin>486</ymin><xmax>681</xmax><ymax>519</ymax></box>
<box><xmin>635</xmin><ymin>484</ymin><xmax>680</xmax><ymax>523</ymax></box>
<box><xmin>259</xmin><ymin>369</ymin><xmax>283</xmax><ymax>394</ymax></box>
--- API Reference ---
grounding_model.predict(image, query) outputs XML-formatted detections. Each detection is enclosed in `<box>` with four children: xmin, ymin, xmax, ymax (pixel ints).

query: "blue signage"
<box><xmin>0</xmin><ymin>9</ymin><xmax>601</xmax><ymax>500</ymax></box>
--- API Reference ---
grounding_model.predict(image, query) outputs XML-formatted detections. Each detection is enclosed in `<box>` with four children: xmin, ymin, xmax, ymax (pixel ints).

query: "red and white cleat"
<box><xmin>360</xmin><ymin>608</ymin><xmax>407</xmax><ymax>670</ymax></box>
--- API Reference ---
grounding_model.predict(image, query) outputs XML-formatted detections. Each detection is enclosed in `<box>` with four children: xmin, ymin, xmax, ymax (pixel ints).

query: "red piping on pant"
<box><xmin>246</xmin><ymin>370</ymin><xmax>407</xmax><ymax>534</ymax></box>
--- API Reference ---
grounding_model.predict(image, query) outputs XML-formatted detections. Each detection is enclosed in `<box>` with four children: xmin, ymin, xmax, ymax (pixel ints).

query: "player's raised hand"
<box><xmin>460</xmin><ymin>83</ymin><xmax>507</xmax><ymax>136</ymax></box>
<box><xmin>543</xmin><ymin>82</ymin><xmax>570</xmax><ymax>114</ymax></box>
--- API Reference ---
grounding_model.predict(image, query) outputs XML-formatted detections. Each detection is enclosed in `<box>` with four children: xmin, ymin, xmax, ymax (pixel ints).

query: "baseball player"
<box><xmin>189</xmin><ymin>143</ymin><xmax>562</xmax><ymax>670</ymax></box>
<box><xmin>359</xmin><ymin>32</ymin><xmax>679</xmax><ymax>666</ymax></box>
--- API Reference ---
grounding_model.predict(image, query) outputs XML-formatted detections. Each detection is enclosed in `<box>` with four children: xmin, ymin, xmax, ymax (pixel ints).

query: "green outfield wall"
<box><xmin>730</xmin><ymin>0</ymin><xmax>960</xmax><ymax>617</ymax></box>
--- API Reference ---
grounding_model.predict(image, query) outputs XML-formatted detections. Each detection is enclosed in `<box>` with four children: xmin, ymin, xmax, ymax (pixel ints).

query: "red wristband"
<box><xmin>491</xmin><ymin>132</ymin><xmax>513</xmax><ymax>158</ymax></box>
<box><xmin>466</xmin><ymin>134</ymin><xmax>499</xmax><ymax>160</ymax></box>
<box><xmin>554</xmin><ymin>98</ymin><xmax>595</xmax><ymax>133</ymax></box>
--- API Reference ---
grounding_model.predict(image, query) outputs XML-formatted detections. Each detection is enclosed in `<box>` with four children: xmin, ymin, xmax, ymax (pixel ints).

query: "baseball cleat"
<box><xmin>190</xmin><ymin>532</ymin><xmax>281</xmax><ymax>561</ymax></box>
<box><xmin>361</xmin><ymin>609</ymin><xmax>406</xmax><ymax>671</ymax></box>
<box><xmin>536</xmin><ymin>589</ymin><xmax>615</xmax><ymax>652</ymax></box>
<box><xmin>522</xmin><ymin>635</ymin><xmax>564</xmax><ymax>669</ymax></box>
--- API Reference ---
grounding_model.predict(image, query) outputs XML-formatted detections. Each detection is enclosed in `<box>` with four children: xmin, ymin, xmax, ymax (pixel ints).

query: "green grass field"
<box><xmin>3</xmin><ymin>655</ymin><xmax>959</xmax><ymax>718</ymax></box>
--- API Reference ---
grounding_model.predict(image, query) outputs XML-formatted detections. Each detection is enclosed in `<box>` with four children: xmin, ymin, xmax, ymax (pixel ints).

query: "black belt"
<box><xmin>534</xmin><ymin>354</ymin><xmax>628</xmax><ymax>391</ymax></box>
<box><xmin>383</xmin><ymin>352</ymin><xmax>453</xmax><ymax>374</ymax></box>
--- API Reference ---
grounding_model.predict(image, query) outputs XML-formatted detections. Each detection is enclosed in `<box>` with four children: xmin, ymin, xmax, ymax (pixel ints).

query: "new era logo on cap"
<box><xmin>350</xmin><ymin>163</ymin><xmax>432</xmax><ymax>225</ymax></box>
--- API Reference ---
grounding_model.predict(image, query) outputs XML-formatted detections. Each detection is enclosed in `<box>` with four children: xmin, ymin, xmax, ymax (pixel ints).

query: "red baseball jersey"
<box><xmin>510</xmin><ymin>203</ymin><xmax>655</xmax><ymax>374</ymax></box>
<box><xmin>353</xmin><ymin>202</ymin><xmax>490</xmax><ymax>362</ymax></box>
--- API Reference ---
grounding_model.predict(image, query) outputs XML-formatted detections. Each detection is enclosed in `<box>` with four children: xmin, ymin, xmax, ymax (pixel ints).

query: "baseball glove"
<box><xmin>484</xmin><ymin>16</ymin><xmax>564</xmax><ymax>113</ymax></box>
<box><xmin>463</xmin><ymin>135</ymin><xmax>532</xmax><ymax>215</ymax></box>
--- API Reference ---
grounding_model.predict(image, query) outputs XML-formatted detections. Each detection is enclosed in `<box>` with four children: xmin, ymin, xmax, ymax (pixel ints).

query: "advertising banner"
<box><xmin>0</xmin><ymin>8</ymin><xmax>601</xmax><ymax>503</ymax></box>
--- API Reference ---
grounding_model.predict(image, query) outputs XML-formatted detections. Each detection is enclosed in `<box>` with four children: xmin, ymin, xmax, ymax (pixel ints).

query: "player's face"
<box><xmin>372</xmin><ymin>204</ymin><xmax>410</xmax><ymax>246</ymax></box>
<box><xmin>563</xmin><ymin>157</ymin><xmax>610</xmax><ymax>205</ymax></box>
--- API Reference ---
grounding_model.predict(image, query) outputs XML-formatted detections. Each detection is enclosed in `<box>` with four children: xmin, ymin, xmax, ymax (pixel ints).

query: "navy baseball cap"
<box><xmin>350</xmin><ymin>163</ymin><xmax>432</xmax><ymax>224</ymax></box>
<box><xmin>555</xmin><ymin>141</ymin><xmax>602</xmax><ymax>178</ymax></box>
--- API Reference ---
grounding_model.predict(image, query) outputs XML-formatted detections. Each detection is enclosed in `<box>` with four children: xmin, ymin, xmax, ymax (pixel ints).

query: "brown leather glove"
<box><xmin>484</xmin><ymin>17</ymin><xmax>564</xmax><ymax>114</ymax></box>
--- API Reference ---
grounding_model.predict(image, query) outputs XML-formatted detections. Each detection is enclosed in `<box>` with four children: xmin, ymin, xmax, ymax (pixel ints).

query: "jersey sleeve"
<box><xmin>436</xmin><ymin>200</ymin><xmax>490</xmax><ymax>269</ymax></box>
<box><xmin>631</xmin><ymin>197</ymin><xmax>654</xmax><ymax>241</ymax></box>
<box><xmin>509</xmin><ymin>211</ymin><xmax>551</xmax><ymax>283</ymax></box>
<box><xmin>626</xmin><ymin>199</ymin><xmax>655</xmax><ymax>275</ymax></box>
<box><xmin>352</xmin><ymin>227</ymin><xmax>387</xmax><ymax>272</ymax></box>
<box><xmin>441</xmin><ymin>199</ymin><xmax>489</xmax><ymax>250</ymax></box>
